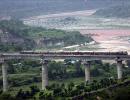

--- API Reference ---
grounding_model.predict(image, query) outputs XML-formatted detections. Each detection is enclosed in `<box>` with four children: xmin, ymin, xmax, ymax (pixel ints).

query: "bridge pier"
<box><xmin>84</xmin><ymin>61</ymin><xmax>91</xmax><ymax>82</ymax></box>
<box><xmin>2</xmin><ymin>62</ymin><xmax>8</xmax><ymax>92</ymax></box>
<box><xmin>116</xmin><ymin>59</ymin><xmax>123</xmax><ymax>79</ymax></box>
<box><xmin>41</xmin><ymin>60</ymin><xmax>49</xmax><ymax>90</ymax></box>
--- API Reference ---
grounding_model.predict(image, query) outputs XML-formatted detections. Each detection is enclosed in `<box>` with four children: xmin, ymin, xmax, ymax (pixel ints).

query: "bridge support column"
<box><xmin>2</xmin><ymin>62</ymin><xmax>8</xmax><ymax>92</ymax></box>
<box><xmin>116</xmin><ymin>59</ymin><xmax>123</xmax><ymax>79</ymax></box>
<box><xmin>84</xmin><ymin>61</ymin><xmax>91</xmax><ymax>82</ymax></box>
<box><xmin>41</xmin><ymin>60</ymin><xmax>49</xmax><ymax>90</ymax></box>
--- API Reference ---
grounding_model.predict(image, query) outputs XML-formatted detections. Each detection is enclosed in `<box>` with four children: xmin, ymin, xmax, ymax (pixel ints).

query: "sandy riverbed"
<box><xmin>80</xmin><ymin>29</ymin><xmax>130</xmax><ymax>53</ymax></box>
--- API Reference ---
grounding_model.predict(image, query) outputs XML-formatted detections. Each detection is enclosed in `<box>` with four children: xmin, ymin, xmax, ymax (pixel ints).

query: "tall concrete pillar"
<box><xmin>41</xmin><ymin>60</ymin><xmax>48</xmax><ymax>90</ymax></box>
<box><xmin>84</xmin><ymin>61</ymin><xmax>91</xmax><ymax>82</ymax></box>
<box><xmin>2</xmin><ymin>62</ymin><xmax>8</xmax><ymax>92</ymax></box>
<box><xmin>116</xmin><ymin>59</ymin><xmax>123</xmax><ymax>79</ymax></box>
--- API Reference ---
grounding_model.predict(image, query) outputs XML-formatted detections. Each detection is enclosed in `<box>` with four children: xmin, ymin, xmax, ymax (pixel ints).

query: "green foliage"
<box><xmin>1</xmin><ymin>59</ymin><xmax>129</xmax><ymax>99</ymax></box>
<box><xmin>0</xmin><ymin>20</ymin><xmax>26</xmax><ymax>34</ymax></box>
<box><xmin>63</xmin><ymin>31</ymin><xmax>92</xmax><ymax>46</ymax></box>
<box><xmin>0</xmin><ymin>60</ymin><xmax>122</xmax><ymax>89</ymax></box>
<box><xmin>0</xmin><ymin>43</ymin><xmax>22</xmax><ymax>52</ymax></box>
<box><xmin>126</xmin><ymin>60</ymin><xmax>130</xmax><ymax>67</ymax></box>
<box><xmin>0</xmin><ymin>20</ymin><xmax>36</xmax><ymax>52</ymax></box>
<box><xmin>48</xmin><ymin>61</ymin><xmax>84</xmax><ymax>80</ymax></box>
<box><xmin>114</xmin><ymin>86</ymin><xmax>130</xmax><ymax>100</ymax></box>
<box><xmin>7</xmin><ymin>60</ymin><xmax>41</xmax><ymax>74</ymax></box>
<box><xmin>48</xmin><ymin>61</ymin><xmax>67</xmax><ymax>80</ymax></box>
<box><xmin>12</xmin><ymin>77</ymin><xmax>121</xmax><ymax>100</ymax></box>
<box><xmin>16</xmin><ymin>85</ymin><xmax>40</xmax><ymax>100</ymax></box>
<box><xmin>28</xmin><ymin>28</ymin><xmax>92</xmax><ymax>46</ymax></box>
<box><xmin>30</xmin><ymin>85</ymin><xmax>40</xmax><ymax>96</ymax></box>
<box><xmin>1</xmin><ymin>67</ymin><xmax>130</xmax><ymax>100</ymax></box>
<box><xmin>0</xmin><ymin>93</ymin><xmax>16</xmax><ymax>100</ymax></box>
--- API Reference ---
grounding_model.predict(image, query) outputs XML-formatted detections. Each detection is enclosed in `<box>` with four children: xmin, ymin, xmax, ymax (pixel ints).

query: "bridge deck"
<box><xmin>0</xmin><ymin>51</ymin><xmax>130</xmax><ymax>61</ymax></box>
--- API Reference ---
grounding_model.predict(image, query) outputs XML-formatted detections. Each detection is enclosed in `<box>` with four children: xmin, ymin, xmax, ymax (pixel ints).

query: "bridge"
<box><xmin>0</xmin><ymin>51</ymin><xmax>130</xmax><ymax>92</ymax></box>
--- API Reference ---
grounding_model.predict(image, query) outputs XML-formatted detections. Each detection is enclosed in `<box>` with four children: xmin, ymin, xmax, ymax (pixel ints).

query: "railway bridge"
<box><xmin>0</xmin><ymin>51</ymin><xmax>130</xmax><ymax>92</ymax></box>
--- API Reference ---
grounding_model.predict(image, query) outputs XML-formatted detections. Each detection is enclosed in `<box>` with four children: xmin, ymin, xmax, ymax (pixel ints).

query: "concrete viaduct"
<box><xmin>0</xmin><ymin>51</ymin><xmax>130</xmax><ymax>92</ymax></box>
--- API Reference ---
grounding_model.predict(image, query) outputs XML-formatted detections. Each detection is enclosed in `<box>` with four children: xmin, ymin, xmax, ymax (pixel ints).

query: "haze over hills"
<box><xmin>94</xmin><ymin>4</ymin><xmax>130</xmax><ymax>18</ymax></box>
<box><xmin>0</xmin><ymin>0</ymin><xmax>129</xmax><ymax>19</ymax></box>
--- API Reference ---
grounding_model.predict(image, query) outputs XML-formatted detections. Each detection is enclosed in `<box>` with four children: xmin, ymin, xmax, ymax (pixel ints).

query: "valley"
<box><xmin>23</xmin><ymin>10</ymin><xmax>130</xmax><ymax>53</ymax></box>
<box><xmin>1</xmin><ymin>0</ymin><xmax>130</xmax><ymax>99</ymax></box>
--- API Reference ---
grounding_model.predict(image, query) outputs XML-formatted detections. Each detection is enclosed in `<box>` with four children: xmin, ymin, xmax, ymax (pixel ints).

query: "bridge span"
<box><xmin>0</xmin><ymin>51</ymin><xmax>130</xmax><ymax>92</ymax></box>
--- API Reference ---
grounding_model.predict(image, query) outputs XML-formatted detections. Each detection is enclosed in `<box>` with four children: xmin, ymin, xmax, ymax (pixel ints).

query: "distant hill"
<box><xmin>0</xmin><ymin>0</ymin><xmax>129</xmax><ymax>19</ymax></box>
<box><xmin>93</xmin><ymin>4</ymin><xmax>130</xmax><ymax>18</ymax></box>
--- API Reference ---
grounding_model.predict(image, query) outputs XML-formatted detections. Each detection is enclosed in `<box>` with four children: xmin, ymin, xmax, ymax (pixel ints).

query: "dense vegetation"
<box><xmin>0</xmin><ymin>0</ymin><xmax>129</xmax><ymax>19</ymax></box>
<box><xmin>93</xmin><ymin>4</ymin><xmax>130</xmax><ymax>18</ymax></box>
<box><xmin>27</xmin><ymin>28</ymin><xmax>92</xmax><ymax>46</ymax></box>
<box><xmin>0</xmin><ymin>78</ymin><xmax>119</xmax><ymax>100</ymax></box>
<box><xmin>0</xmin><ymin>59</ymin><xmax>130</xmax><ymax>99</ymax></box>
<box><xmin>0</xmin><ymin>20</ymin><xmax>93</xmax><ymax>52</ymax></box>
<box><xmin>0</xmin><ymin>59</ymin><xmax>130</xmax><ymax>90</ymax></box>
<box><xmin>1</xmin><ymin>76</ymin><xmax>130</xmax><ymax>100</ymax></box>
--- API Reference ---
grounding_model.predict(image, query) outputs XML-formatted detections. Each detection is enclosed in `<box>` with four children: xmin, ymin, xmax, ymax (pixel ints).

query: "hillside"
<box><xmin>0</xmin><ymin>0</ymin><xmax>129</xmax><ymax>19</ymax></box>
<box><xmin>93</xmin><ymin>4</ymin><xmax>130</xmax><ymax>18</ymax></box>
<box><xmin>0</xmin><ymin>20</ymin><xmax>93</xmax><ymax>52</ymax></box>
<box><xmin>0</xmin><ymin>20</ymin><xmax>36</xmax><ymax>52</ymax></box>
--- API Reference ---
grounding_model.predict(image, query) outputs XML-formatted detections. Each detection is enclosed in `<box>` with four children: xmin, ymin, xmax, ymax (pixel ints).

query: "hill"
<box><xmin>0</xmin><ymin>20</ymin><xmax>93</xmax><ymax>52</ymax></box>
<box><xmin>93</xmin><ymin>4</ymin><xmax>130</xmax><ymax>18</ymax></box>
<box><xmin>0</xmin><ymin>0</ymin><xmax>129</xmax><ymax>19</ymax></box>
